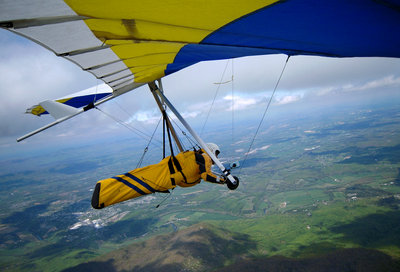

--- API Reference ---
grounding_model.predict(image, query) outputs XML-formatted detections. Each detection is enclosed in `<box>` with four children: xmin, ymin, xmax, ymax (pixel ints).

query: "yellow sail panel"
<box><xmin>109</xmin><ymin>41</ymin><xmax>184</xmax><ymax>82</ymax></box>
<box><xmin>110</xmin><ymin>42</ymin><xmax>184</xmax><ymax>62</ymax></box>
<box><xmin>129</xmin><ymin>65</ymin><xmax>164</xmax><ymax>75</ymax></box>
<box><xmin>65</xmin><ymin>0</ymin><xmax>278</xmax><ymax>30</ymax></box>
<box><xmin>132</xmin><ymin>66</ymin><xmax>167</xmax><ymax>83</ymax></box>
<box><xmin>28</xmin><ymin>105</ymin><xmax>46</xmax><ymax>116</ymax></box>
<box><xmin>28</xmin><ymin>98</ymin><xmax>69</xmax><ymax>116</ymax></box>
<box><xmin>123</xmin><ymin>54</ymin><xmax>178</xmax><ymax>67</ymax></box>
<box><xmin>85</xmin><ymin>19</ymin><xmax>211</xmax><ymax>44</ymax></box>
<box><xmin>64</xmin><ymin>0</ymin><xmax>279</xmax><ymax>82</ymax></box>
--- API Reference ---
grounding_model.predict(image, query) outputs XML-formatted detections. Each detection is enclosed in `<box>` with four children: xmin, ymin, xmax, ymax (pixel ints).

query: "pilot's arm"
<box><xmin>199</xmin><ymin>153</ymin><xmax>225</xmax><ymax>184</ymax></box>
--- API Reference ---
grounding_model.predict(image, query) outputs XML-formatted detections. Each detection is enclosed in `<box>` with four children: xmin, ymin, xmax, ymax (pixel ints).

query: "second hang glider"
<box><xmin>1</xmin><ymin>0</ymin><xmax>400</xmax><ymax>164</ymax></box>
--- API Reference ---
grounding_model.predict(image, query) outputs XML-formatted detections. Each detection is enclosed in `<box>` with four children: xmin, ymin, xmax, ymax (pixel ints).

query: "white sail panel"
<box><xmin>109</xmin><ymin>76</ymin><xmax>135</xmax><ymax>88</ymax></box>
<box><xmin>88</xmin><ymin>61</ymin><xmax>129</xmax><ymax>79</ymax></box>
<box><xmin>65</xmin><ymin>48</ymin><xmax>120</xmax><ymax>70</ymax></box>
<box><xmin>101</xmin><ymin>69</ymin><xmax>132</xmax><ymax>83</ymax></box>
<box><xmin>15</xmin><ymin>21</ymin><xmax>103</xmax><ymax>55</ymax></box>
<box><xmin>0</xmin><ymin>0</ymin><xmax>75</xmax><ymax>21</ymax></box>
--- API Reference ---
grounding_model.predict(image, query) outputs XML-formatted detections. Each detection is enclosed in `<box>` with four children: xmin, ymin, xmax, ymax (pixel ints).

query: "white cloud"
<box><xmin>314</xmin><ymin>75</ymin><xmax>400</xmax><ymax>97</ymax></box>
<box><xmin>1</xmin><ymin>28</ymin><xmax>400</xmax><ymax>145</ymax></box>
<box><xmin>181</xmin><ymin>111</ymin><xmax>201</xmax><ymax>119</ymax></box>
<box><xmin>274</xmin><ymin>94</ymin><xmax>303</xmax><ymax>105</ymax></box>
<box><xmin>223</xmin><ymin>95</ymin><xmax>258</xmax><ymax>111</ymax></box>
<box><xmin>345</xmin><ymin>75</ymin><xmax>400</xmax><ymax>92</ymax></box>
<box><xmin>175</xmin><ymin>93</ymin><xmax>264</xmax><ymax>120</ymax></box>
<box><xmin>125</xmin><ymin>110</ymin><xmax>161</xmax><ymax>126</ymax></box>
<box><xmin>245</xmin><ymin>149</ymin><xmax>258</xmax><ymax>155</ymax></box>
<box><xmin>245</xmin><ymin>144</ymin><xmax>271</xmax><ymax>155</ymax></box>
<box><xmin>260</xmin><ymin>145</ymin><xmax>271</xmax><ymax>150</ymax></box>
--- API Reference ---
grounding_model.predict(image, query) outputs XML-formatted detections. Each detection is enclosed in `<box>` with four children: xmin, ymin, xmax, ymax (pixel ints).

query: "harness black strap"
<box><xmin>205</xmin><ymin>174</ymin><xmax>217</xmax><ymax>183</ymax></box>
<box><xmin>163</xmin><ymin>114</ymin><xmax>189</xmax><ymax>184</ymax></box>
<box><xmin>167</xmin><ymin>157</ymin><xmax>176</xmax><ymax>186</ymax></box>
<box><xmin>162</xmin><ymin>111</ymin><xmax>182</xmax><ymax>186</ymax></box>
<box><xmin>167</xmin><ymin>156</ymin><xmax>188</xmax><ymax>185</ymax></box>
<box><xmin>172</xmin><ymin>156</ymin><xmax>188</xmax><ymax>183</ymax></box>
<box><xmin>180</xmin><ymin>169</ymin><xmax>188</xmax><ymax>184</ymax></box>
<box><xmin>194</xmin><ymin>151</ymin><xmax>223</xmax><ymax>184</ymax></box>
<box><xmin>163</xmin><ymin>116</ymin><xmax>166</xmax><ymax>158</ymax></box>
<box><xmin>167</xmin><ymin>157</ymin><xmax>175</xmax><ymax>174</ymax></box>
<box><xmin>195</xmin><ymin>152</ymin><xmax>206</xmax><ymax>173</ymax></box>
<box><xmin>172</xmin><ymin>156</ymin><xmax>182</xmax><ymax>171</ymax></box>
<box><xmin>163</xmin><ymin>111</ymin><xmax>175</xmax><ymax>157</ymax></box>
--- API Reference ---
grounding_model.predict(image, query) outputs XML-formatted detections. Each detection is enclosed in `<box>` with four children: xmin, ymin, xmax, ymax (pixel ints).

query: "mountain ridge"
<box><xmin>62</xmin><ymin>222</ymin><xmax>255</xmax><ymax>272</ymax></box>
<box><xmin>63</xmin><ymin>222</ymin><xmax>400</xmax><ymax>272</ymax></box>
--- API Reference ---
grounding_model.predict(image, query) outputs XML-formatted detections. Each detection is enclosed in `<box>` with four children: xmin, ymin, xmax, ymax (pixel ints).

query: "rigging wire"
<box><xmin>155</xmin><ymin>189</ymin><xmax>174</xmax><ymax>208</ymax></box>
<box><xmin>200</xmin><ymin>60</ymin><xmax>231</xmax><ymax>136</ymax></box>
<box><xmin>95</xmin><ymin>106</ymin><xmax>162</xmax><ymax>146</ymax></box>
<box><xmin>136</xmin><ymin>116</ymin><xmax>163</xmax><ymax>168</ymax></box>
<box><xmin>113</xmin><ymin>98</ymin><xmax>152</xmax><ymax>137</ymax></box>
<box><xmin>238</xmin><ymin>56</ymin><xmax>291</xmax><ymax>175</ymax></box>
<box><xmin>169</xmin><ymin>113</ymin><xmax>199</xmax><ymax>150</ymax></box>
<box><xmin>92</xmin><ymin>78</ymin><xmax>100</xmax><ymax>104</ymax></box>
<box><xmin>160</xmin><ymin>110</ymin><xmax>185</xmax><ymax>154</ymax></box>
<box><xmin>182</xmin><ymin>130</ymin><xmax>199</xmax><ymax>150</ymax></box>
<box><xmin>231</xmin><ymin>59</ymin><xmax>235</xmax><ymax>145</ymax></box>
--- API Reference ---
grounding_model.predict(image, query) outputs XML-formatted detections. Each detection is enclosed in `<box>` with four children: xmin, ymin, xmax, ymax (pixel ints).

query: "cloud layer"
<box><xmin>1</xmin><ymin>29</ymin><xmax>400</xmax><ymax>147</ymax></box>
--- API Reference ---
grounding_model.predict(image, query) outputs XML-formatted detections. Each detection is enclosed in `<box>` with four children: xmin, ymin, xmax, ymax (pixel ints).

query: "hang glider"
<box><xmin>1</xmin><ymin>0</ymin><xmax>400</xmax><ymax>141</ymax></box>
<box><xmin>2</xmin><ymin>0</ymin><xmax>399</xmax><ymax>200</ymax></box>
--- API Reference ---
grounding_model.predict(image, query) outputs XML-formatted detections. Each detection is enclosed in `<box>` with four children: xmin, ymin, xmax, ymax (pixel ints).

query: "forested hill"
<box><xmin>64</xmin><ymin>223</ymin><xmax>400</xmax><ymax>272</ymax></box>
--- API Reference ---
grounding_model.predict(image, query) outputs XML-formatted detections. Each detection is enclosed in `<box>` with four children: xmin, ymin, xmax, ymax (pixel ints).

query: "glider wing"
<box><xmin>2</xmin><ymin>0</ymin><xmax>399</xmax><ymax>88</ymax></box>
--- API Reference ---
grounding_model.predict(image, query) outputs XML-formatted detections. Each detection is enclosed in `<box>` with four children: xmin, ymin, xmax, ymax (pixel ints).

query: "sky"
<box><xmin>1</xmin><ymin>28</ymin><xmax>400</xmax><ymax>152</ymax></box>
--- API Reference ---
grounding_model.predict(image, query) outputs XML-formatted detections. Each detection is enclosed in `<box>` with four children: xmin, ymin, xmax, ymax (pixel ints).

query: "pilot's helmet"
<box><xmin>206</xmin><ymin>143</ymin><xmax>220</xmax><ymax>157</ymax></box>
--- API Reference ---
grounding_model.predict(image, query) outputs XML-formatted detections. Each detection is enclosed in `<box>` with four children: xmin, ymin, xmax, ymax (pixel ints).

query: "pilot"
<box><xmin>91</xmin><ymin>143</ymin><xmax>226</xmax><ymax>209</ymax></box>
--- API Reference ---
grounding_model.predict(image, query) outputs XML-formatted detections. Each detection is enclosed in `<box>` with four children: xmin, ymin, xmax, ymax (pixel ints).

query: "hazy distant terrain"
<box><xmin>1</xmin><ymin>95</ymin><xmax>400</xmax><ymax>271</ymax></box>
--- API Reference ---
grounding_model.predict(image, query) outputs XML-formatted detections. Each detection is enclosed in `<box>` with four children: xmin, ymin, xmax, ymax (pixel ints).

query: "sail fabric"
<box><xmin>25</xmin><ymin>85</ymin><xmax>113</xmax><ymax>116</ymax></box>
<box><xmin>1</xmin><ymin>0</ymin><xmax>400</xmax><ymax>92</ymax></box>
<box><xmin>27</xmin><ymin>92</ymin><xmax>111</xmax><ymax>116</ymax></box>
